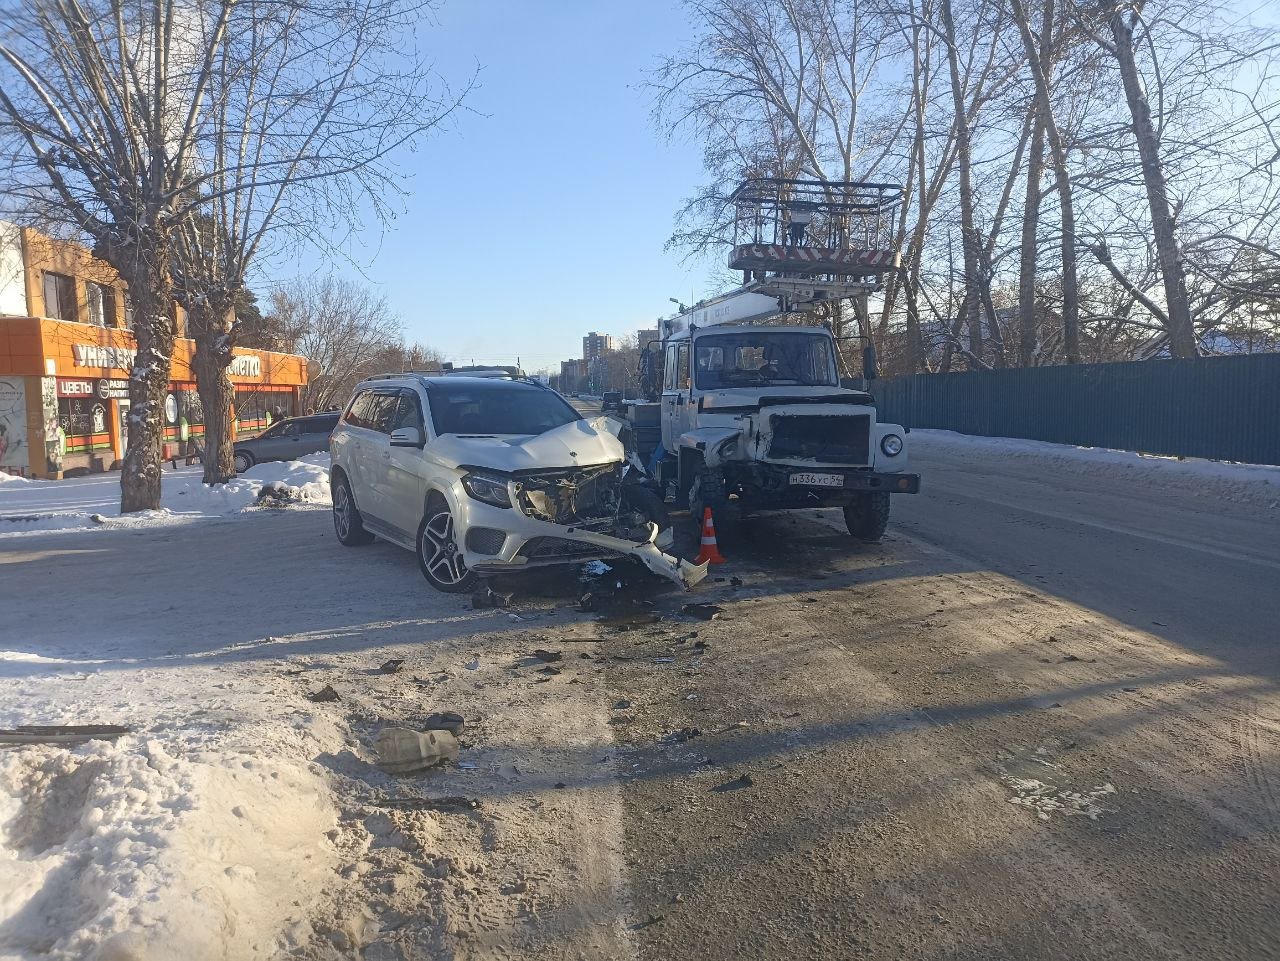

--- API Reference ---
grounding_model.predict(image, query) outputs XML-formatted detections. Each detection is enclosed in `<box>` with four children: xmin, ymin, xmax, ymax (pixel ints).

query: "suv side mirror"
<box><xmin>389</xmin><ymin>426</ymin><xmax>424</xmax><ymax>448</ymax></box>
<box><xmin>862</xmin><ymin>343</ymin><xmax>878</xmax><ymax>382</ymax></box>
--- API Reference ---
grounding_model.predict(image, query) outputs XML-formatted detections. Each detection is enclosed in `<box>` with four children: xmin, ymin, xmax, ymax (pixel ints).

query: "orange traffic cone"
<box><xmin>695</xmin><ymin>507</ymin><xmax>728</xmax><ymax>565</ymax></box>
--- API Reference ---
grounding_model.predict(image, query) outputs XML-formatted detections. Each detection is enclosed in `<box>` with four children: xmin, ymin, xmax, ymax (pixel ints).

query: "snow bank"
<box><xmin>0</xmin><ymin>655</ymin><xmax>346</xmax><ymax>961</ymax></box>
<box><xmin>914</xmin><ymin>429</ymin><xmax>1280</xmax><ymax>508</ymax></box>
<box><xmin>0</xmin><ymin>472</ymin><xmax>30</xmax><ymax>484</ymax></box>
<box><xmin>0</xmin><ymin>454</ymin><xmax>331</xmax><ymax>536</ymax></box>
<box><xmin>162</xmin><ymin>456</ymin><xmax>331</xmax><ymax>514</ymax></box>
<box><xmin>0</xmin><ymin>739</ymin><xmax>335</xmax><ymax>961</ymax></box>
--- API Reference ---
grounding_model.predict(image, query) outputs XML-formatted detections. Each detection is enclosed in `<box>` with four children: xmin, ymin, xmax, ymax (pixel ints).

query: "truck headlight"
<box><xmin>461</xmin><ymin>472</ymin><xmax>512</xmax><ymax>508</ymax></box>
<box><xmin>880</xmin><ymin>434</ymin><xmax>903</xmax><ymax>456</ymax></box>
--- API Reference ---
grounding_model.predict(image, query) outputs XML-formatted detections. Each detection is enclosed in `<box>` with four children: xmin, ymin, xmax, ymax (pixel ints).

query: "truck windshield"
<box><xmin>694</xmin><ymin>332</ymin><xmax>838</xmax><ymax>389</ymax></box>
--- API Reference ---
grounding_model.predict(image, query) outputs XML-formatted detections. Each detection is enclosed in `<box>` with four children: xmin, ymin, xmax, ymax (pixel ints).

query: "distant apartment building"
<box><xmin>582</xmin><ymin>331</ymin><xmax>615</xmax><ymax>363</ymax></box>
<box><xmin>560</xmin><ymin>359</ymin><xmax>584</xmax><ymax>392</ymax></box>
<box><xmin>636</xmin><ymin>328</ymin><xmax>660</xmax><ymax>348</ymax></box>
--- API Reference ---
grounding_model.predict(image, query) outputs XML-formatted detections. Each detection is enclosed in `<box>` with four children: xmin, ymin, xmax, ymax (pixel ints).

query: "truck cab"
<box><xmin>649</xmin><ymin>321</ymin><xmax>918</xmax><ymax>541</ymax></box>
<box><xmin>627</xmin><ymin>176</ymin><xmax>920</xmax><ymax>541</ymax></box>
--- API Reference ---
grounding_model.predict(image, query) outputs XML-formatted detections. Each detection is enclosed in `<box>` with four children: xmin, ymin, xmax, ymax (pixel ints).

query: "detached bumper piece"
<box><xmin>556</xmin><ymin>522</ymin><xmax>709</xmax><ymax>590</ymax></box>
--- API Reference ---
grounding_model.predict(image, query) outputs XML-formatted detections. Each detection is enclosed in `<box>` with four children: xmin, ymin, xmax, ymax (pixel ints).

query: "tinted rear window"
<box><xmin>427</xmin><ymin>382</ymin><xmax>581</xmax><ymax>436</ymax></box>
<box><xmin>302</xmin><ymin>415</ymin><xmax>340</xmax><ymax>434</ymax></box>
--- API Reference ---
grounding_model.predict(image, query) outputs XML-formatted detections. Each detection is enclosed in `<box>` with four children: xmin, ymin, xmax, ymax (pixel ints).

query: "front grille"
<box><xmin>767</xmin><ymin>414</ymin><xmax>870</xmax><ymax>464</ymax></box>
<box><xmin>517</xmin><ymin>536</ymin><xmax>611</xmax><ymax>560</ymax></box>
<box><xmin>465</xmin><ymin>527</ymin><xmax>507</xmax><ymax>555</ymax></box>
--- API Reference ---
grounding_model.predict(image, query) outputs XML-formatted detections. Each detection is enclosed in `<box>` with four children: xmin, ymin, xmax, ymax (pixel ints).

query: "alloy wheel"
<box><xmin>420</xmin><ymin>510</ymin><xmax>468</xmax><ymax>585</ymax></box>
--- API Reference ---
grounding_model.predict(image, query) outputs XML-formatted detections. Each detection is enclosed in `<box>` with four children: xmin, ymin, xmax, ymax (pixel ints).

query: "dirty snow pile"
<box><xmin>0</xmin><ymin>654</ymin><xmax>347</xmax><ymax>961</ymax></box>
<box><xmin>915</xmin><ymin>429</ymin><xmax>1280</xmax><ymax>508</ymax></box>
<box><xmin>0</xmin><ymin>454</ymin><xmax>331</xmax><ymax>535</ymax></box>
<box><xmin>163</xmin><ymin>456</ymin><xmax>331</xmax><ymax>514</ymax></box>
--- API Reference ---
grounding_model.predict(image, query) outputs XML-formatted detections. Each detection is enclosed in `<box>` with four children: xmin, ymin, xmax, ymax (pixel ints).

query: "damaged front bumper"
<box><xmin>455</xmin><ymin>466</ymin><xmax>708</xmax><ymax>590</ymax></box>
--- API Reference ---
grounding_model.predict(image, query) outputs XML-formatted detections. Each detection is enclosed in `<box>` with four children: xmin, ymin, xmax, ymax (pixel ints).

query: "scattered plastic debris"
<box><xmin>375</xmin><ymin>727</ymin><xmax>460</xmax><ymax>774</ymax></box>
<box><xmin>681</xmin><ymin>603</ymin><xmax>724</xmax><ymax>621</ymax></box>
<box><xmin>422</xmin><ymin>711</ymin><xmax>465</xmax><ymax>735</ymax></box>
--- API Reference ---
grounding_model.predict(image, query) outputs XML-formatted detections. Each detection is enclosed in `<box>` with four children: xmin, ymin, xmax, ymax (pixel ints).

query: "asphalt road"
<box><xmin>3</xmin><ymin>426</ymin><xmax>1277</xmax><ymax>959</ymax></box>
<box><xmin>605</xmin><ymin>441</ymin><xmax>1280</xmax><ymax>960</ymax></box>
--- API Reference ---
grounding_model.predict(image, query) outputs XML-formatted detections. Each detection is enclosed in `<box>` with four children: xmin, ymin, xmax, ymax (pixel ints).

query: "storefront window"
<box><xmin>57</xmin><ymin>397</ymin><xmax>110</xmax><ymax>453</ymax></box>
<box><xmin>234</xmin><ymin>388</ymin><xmax>291</xmax><ymax>435</ymax></box>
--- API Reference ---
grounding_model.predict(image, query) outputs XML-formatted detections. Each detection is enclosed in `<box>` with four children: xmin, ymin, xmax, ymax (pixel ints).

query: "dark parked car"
<box><xmin>233</xmin><ymin>413</ymin><xmax>340</xmax><ymax>473</ymax></box>
<box><xmin>601</xmin><ymin>391</ymin><xmax>623</xmax><ymax>413</ymax></box>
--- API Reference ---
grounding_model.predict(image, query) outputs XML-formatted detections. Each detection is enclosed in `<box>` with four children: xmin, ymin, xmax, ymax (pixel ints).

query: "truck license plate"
<box><xmin>790</xmin><ymin>472</ymin><xmax>844</xmax><ymax>488</ymax></box>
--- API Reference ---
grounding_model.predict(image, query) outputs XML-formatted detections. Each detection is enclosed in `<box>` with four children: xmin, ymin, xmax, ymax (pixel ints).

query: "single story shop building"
<box><xmin>0</xmin><ymin>224</ymin><xmax>307</xmax><ymax>479</ymax></box>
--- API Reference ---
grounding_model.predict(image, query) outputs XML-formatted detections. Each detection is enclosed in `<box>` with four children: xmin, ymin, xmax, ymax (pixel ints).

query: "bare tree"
<box><xmin>0</xmin><ymin>0</ymin><xmax>230</xmax><ymax>509</ymax></box>
<box><xmin>266</xmin><ymin>277</ymin><xmax>406</xmax><ymax>413</ymax></box>
<box><xmin>0</xmin><ymin>0</ymin><xmax>465</xmax><ymax>505</ymax></box>
<box><xmin>170</xmin><ymin>0</ymin><xmax>469</xmax><ymax>483</ymax></box>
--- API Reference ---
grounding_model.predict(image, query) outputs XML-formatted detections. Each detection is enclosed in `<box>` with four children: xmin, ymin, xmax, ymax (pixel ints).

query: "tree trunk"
<box><xmin>940</xmin><ymin>0</ymin><xmax>984</xmax><ymax>364</ymax></box>
<box><xmin>1013</xmin><ymin>0</ymin><xmax>1082</xmax><ymax>363</ymax></box>
<box><xmin>117</xmin><ymin>263</ymin><xmax>176</xmax><ymax>513</ymax></box>
<box><xmin>1018</xmin><ymin>102</ymin><xmax>1046</xmax><ymax>366</ymax></box>
<box><xmin>1105</xmin><ymin>3</ymin><xmax>1197</xmax><ymax>358</ymax></box>
<box><xmin>191</xmin><ymin>312</ymin><xmax>237</xmax><ymax>484</ymax></box>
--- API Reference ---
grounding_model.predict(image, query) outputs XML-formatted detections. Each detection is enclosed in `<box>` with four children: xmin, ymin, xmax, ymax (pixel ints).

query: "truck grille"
<box><xmin>767</xmin><ymin>414</ymin><xmax>870</xmax><ymax>464</ymax></box>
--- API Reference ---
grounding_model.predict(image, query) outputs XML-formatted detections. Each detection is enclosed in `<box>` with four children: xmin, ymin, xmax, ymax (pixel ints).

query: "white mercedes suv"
<box><xmin>328</xmin><ymin>375</ymin><xmax>706</xmax><ymax>593</ymax></box>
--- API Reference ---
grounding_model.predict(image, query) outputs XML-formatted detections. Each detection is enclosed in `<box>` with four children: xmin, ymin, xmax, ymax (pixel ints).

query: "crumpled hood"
<box><xmin>428</xmin><ymin>416</ymin><xmax>624</xmax><ymax>472</ymax></box>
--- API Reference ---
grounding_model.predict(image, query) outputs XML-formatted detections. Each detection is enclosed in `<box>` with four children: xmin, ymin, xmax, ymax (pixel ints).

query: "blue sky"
<box><xmin>301</xmin><ymin>0</ymin><xmax>718</xmax><ymax>374</ymax></box>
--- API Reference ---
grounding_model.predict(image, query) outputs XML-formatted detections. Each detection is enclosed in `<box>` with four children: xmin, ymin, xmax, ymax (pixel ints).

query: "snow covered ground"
<box><xmin>0</xmin><ymin>455</ymin><xmax>332</xmax><ymax>534</ymax></box>
<box><xmin>913</xmin><ymin>429</ymin><xmax>1280</xmax><ymax>508</ymax></box>
<box><xmin>0</xmin><ymin>462</ymin><xmax>635</xmax><ymax>961</ymax></box>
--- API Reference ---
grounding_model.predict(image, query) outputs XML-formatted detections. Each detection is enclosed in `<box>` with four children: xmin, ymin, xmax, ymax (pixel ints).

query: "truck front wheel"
<box><xmin>844</xmin><ymin>492</ymin><xmax>891</xmax><ymax>542</ymax></box>
<box><xmin>689</xmin><ymin>468</ymin><xmax>740</xmax><ymax>534</ymax></box>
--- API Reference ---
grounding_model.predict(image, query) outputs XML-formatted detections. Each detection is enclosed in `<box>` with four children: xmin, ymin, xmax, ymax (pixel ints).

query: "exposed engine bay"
<box><xmin>512</xmin><ymin>463</ymin><xmax>659</xmax><ymax>542</ymax></box>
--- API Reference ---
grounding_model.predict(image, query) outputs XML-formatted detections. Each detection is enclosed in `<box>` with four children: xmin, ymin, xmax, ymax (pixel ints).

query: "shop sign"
<box><xmin>73</xmin><ymin>343</ymin><xmax>137</xmax><ymax>369</ymax></box>
<box><xmin>56</xmin><ymin>378</ymin><xmax>96</xmax><ymax>398</ymax></box>
<box><xmin>97</xmin><ymin>379</ymin><xmax>130</xmax><ymax>399</ymax></box>
<box><xmin>164</xmin><ymin>393</ymin><xmax>179</xmax><ymax>425</ymax></box>
<box><xmin>229</xmin><ymin>355</ymin><xmax>262</xmax><ymax>377</ymax></box>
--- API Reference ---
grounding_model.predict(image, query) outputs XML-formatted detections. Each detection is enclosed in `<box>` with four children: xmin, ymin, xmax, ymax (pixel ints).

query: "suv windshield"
<box><xmin>427</xmin><ymin>381</ymin><xmax>582</xmax><ymax>436</ymax></box>
<box><xmin>694</xmin><ymin>332</ymin><xmax>838</xmax><ymax>389</ymax></box>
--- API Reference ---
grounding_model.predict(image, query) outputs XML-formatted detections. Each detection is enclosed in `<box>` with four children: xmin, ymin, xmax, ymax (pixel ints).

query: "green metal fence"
<box><xmin>873</xmin><ymin>353</ymin><xmax>1280</xmax><ymax>466</ymax></box>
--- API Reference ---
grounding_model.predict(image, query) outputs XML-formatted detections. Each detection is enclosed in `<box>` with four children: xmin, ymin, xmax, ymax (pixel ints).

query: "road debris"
<box><xmin>712</xmin><ymin>773</ymin><xmax>754</xmax><ymax>792</ymax></box>
<box><xmin>0</xmin><ymin>724</ymin><xmax>132</xmax><ymax>745</ymax></box>
<box><xmin>379</xmin><ymin>658</ymin><xmax>405</xmax><ymax>674</ymax></box>
<box><xmin>661</xmin><ymin>727</ymin><xmax>702</xmax><ymax>744</ymax></box>
<box><xmin>422</xmin><ymin>711</ymin><xmax>465</xmax><ymax>735</ymax></box>
<box><xmin>375</xmin><ymin>727</ymin><xmax>460</xmax><ymax>774</ymax></box>
<box><xmin>307</xmin><ymin>684</ymin><xmax>341</xmax><ymax>702</ymax></box>
<box><xmin>681</xmin><ymin>603</ymin><xmax>724</xmax><ymax>621</ymax></box>
<box><xmin>532</xmin><ymin>649</ymin><xmax>563</xmax><ymax>663</ymax></box>
<box><xmin>472</xmin><ymin>584</ymin><xmax>513</xmax><ymax>609</ymax></box>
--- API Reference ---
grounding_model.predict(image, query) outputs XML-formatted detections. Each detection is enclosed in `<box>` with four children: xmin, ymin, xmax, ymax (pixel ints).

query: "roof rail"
<box><xmin>361</xmin><ymin>372</ymin><xmax>435</xmax><ymax>386</ymax></box>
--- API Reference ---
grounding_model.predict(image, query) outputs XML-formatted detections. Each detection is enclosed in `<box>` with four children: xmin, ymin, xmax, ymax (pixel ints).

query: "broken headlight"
<box><xmin>461</xmin><ymin>471</ymin><xmax>512</xmax><ymax>508</ymax></box>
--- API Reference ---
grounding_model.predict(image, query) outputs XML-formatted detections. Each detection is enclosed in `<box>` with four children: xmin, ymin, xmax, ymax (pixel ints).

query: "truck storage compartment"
<box><xmin>766</xmin><ymin>413</ymin><xmax>870</xmax><ymax>464</ymax></box>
